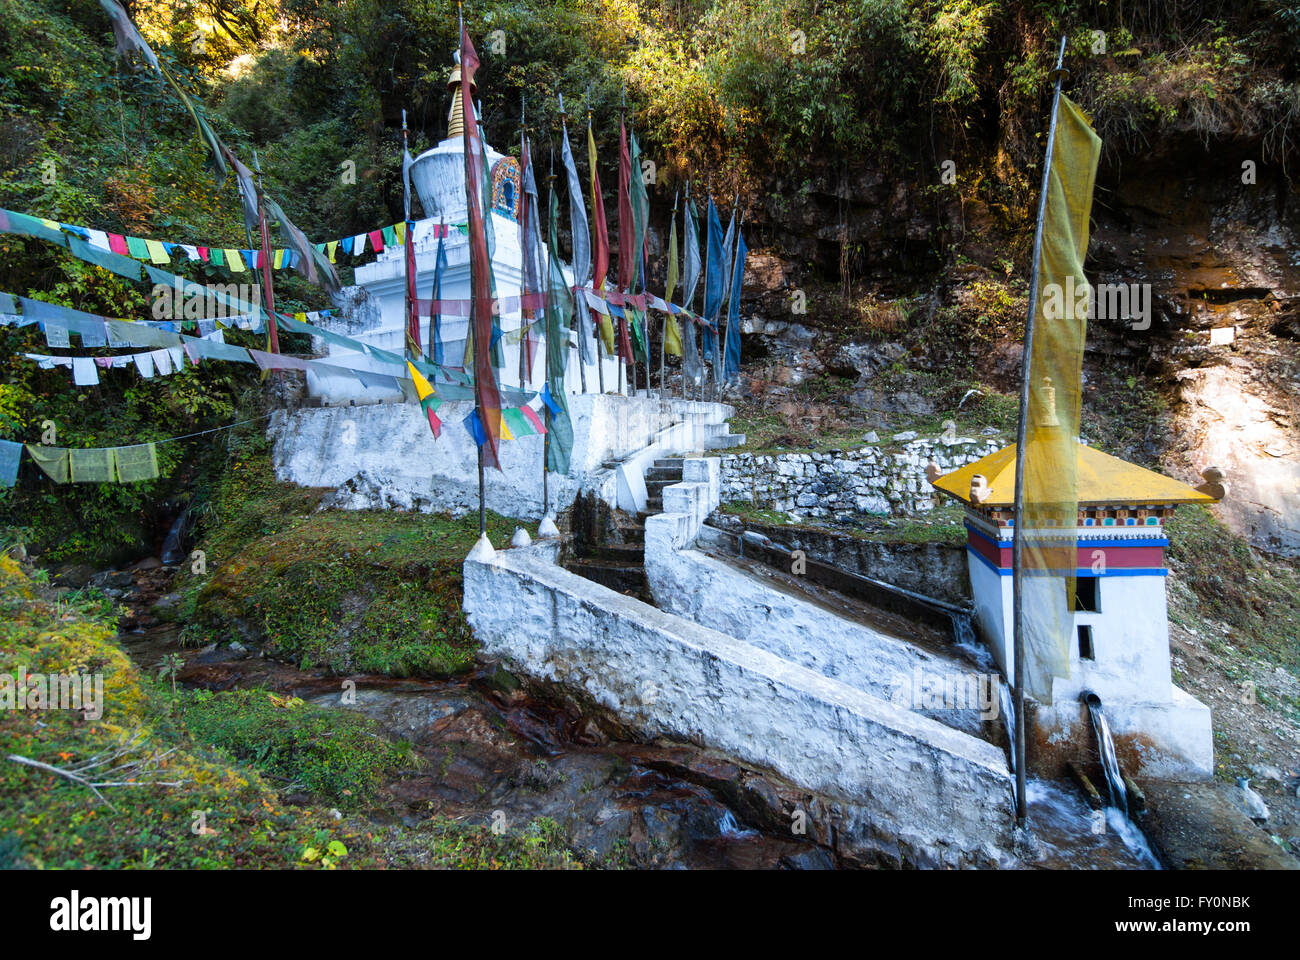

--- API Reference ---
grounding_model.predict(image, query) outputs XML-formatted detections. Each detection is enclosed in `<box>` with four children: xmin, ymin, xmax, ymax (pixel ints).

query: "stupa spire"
<box><xmin>446</xmin><ymin>50</ymin><xmax>478</xmax><ymax>140</ymax></box>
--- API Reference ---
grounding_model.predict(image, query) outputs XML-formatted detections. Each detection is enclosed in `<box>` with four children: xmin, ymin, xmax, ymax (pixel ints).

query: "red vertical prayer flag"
<box><xmin>616</xmin><ymin>119</ymin><xmax>637</xmax><ymax>363</ymax></box>
<box><xmin>405</xmin><ymin>222</ymin><xmax>420</xmax><ymax>358</ymax></box>
<box><xmin>461</xmin><ymin>24</ymin><xmax>502</xmax><ymax>470</ymax></box>
<box><xmin>369</xmin><ymin>229</ymin><xmax>384</xmax><ymax>253</ymax></box>
<box><xmin>108</xmin><ymin>233</ymin><xmax>128</xmax><ymax>255</ymax></box>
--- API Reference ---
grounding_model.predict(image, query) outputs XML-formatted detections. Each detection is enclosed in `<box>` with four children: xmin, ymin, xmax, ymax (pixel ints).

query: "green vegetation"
<box><xmin>0</xmin><ymin>553</ymin><xmax>584</xmax><ymax>868</ymax></box>
<box><xmin>1166</xmin><ymin>505</ymin><xmax>1300</xmax><ymax>674</ymax></box>
<box><xmin>179</xmin><ymin>687</ymin><xmax>407</xmax><ymax>803</ymax></box>
<box><xmin>183</xmin><ymin>437</ymin><xmax>528</xmax><ymax>675</ymax></box>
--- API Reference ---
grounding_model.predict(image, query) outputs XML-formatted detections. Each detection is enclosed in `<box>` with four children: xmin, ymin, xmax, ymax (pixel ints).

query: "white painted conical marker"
<box><xmin>466</xmin><ymin>532</ymin><xmax>496</xmax><ymax>562</ymax></box>
<box><xmin>510</xmin><ymin>526</ymin><xmax>532</xmax><ymax>548</ymax></box>
<box><xmin>537</xmin><ymin>511</ymin><xmax>560</xmax><ymax>539</ymax></box>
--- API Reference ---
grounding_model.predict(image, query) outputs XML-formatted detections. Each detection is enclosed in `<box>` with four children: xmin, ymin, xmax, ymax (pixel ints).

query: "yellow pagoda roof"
<box><xmin>932</xmin><ymin>443</ymin><xmax>1218</xmax><ymax>507</ymax></box>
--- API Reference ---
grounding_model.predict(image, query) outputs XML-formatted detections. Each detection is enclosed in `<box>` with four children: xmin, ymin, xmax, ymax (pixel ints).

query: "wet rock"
<box><xmin>52</xmin><ymin>563</ymin><xmax>97</xmax><ymax>588</ymax></box>
<box><xmin>131</xmin><ymin>556</ymin><xmax>162</xmax><ymax>571</ymax></box>
<box><xmin>149</xmin><ymin>592</ymin><xmax>183</xmax><ymax>621</ymax></box>
<box><xmin>780</xmin><ymin>847</ymin><xmax>835</xmax><ymax>870</ymax></box>
<box><xmin>89</xmin><ymin>570</ymin><xmax>133</xmax><ymax>590</ymax></box>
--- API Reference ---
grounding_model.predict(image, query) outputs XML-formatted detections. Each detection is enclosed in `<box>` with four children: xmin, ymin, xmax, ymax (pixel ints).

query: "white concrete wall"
<box><xmin>463</xmin><ymin>542</ymin><xmax>1015</xmax><ymax>866</ymax></box>
<box><xmin>269</xmin><ymin>395</ymin><xmax>733</xmax><ymax>520</ymax></box>
<box><xmin>1053</xmin><ymin>574</ymin><xmax>1173</xmax><ymax>705</ymax></box>
<box><xmin>1037</xmin><ymin>689</ymin><xmax>1213</xmax><ymax>780</ymax></box>
<box><xmin>646</xmin><ymin>473</ymin><xmax>995</xmax><ymax>738</ymax></box>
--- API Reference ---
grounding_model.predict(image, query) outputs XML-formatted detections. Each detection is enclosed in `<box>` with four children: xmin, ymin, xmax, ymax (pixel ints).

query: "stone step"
<box><xmin>645</xmin><ymin>479</ymin><xmax>677</xmax><ymax>497</ymax></box>
<box><xmin>705</xmin><ymin>432</ymin><xmax>746</xmax><ymax>449</ymax></box>
<box><xmin>654</xmin><ymin>458</ymin><xmax>684</xmax><ymax>469</ymax></box>
<box><xmin>614</xmin><ymin>522</ymin><xmax>646</xmax><ymax>545</ymax></box>
<box><xmin>564</xmin><ymin>559</ymin><xmax>652</xmax><ymax>602</ymax></box>
<box><xmin>583</xmin><ymin>543</ymin><xmax>645</xmax><ymax>563</ymax></box>
<box><xmin>645</xmin><ymin>466</ymin><xmax>683</xmax><ymax>482</ymax></box>
<box><xmin>646</xmin><ymin>496</ymin><xmax>663</xmax><ymax>512</ymax></box>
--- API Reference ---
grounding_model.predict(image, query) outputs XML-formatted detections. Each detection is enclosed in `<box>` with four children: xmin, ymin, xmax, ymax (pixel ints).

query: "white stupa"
<box><xmin>306</xmin><ymin>54</ymin><xmax>616</xmax><ymax>404</ymax></box>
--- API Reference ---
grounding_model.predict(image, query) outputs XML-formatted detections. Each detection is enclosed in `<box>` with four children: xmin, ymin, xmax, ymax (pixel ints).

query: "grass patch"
<box><xmin>184</xmin><ymin>441</ymin><xmax>530</xmax><ymax>677</ymax></box>
<box><xmin>190</xmin><ymin>507</ymin><xmax>529</xmax><ymax>676</ymax></box>
<box><xmin>179</xmin><ymin>688</ymin><xmax>407</xmax><ymax>805</ymax></box>
<box><xmin>0</xmin><ymin>555</ymin><xmax>587</xmax><ymax>869</ymax></box>
<box><xmin>1166</xmin><ymin>505</ymin><xmax>1300</xmax><ymax>671</ymax></box>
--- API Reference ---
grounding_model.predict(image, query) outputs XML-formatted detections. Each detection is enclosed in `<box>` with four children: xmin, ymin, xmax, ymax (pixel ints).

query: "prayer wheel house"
<box><xmin>932</xmin><ymin>446</ymin><xmax>1224</xmax><ymax>781</ymax></box>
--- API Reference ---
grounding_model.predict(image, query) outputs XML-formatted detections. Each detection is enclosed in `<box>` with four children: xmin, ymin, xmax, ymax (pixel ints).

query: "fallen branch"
<box><xmin>7</xmin><ymin>754</ymin><xmax>117</xmax><ymax>810</ymax></box>
<box><xmin>6</xmin><ymin>750</ymin><xmax>188</xmax><ymax>811</ymax></box>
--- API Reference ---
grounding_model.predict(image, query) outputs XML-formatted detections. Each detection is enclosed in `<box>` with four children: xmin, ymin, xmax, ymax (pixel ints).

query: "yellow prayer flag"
<box><xmin>145</xmin><ymin>239</ymin><xmax>171</xmax><ymax>264</ymax></box>
<box><xmin>1020</xmin><ymin>94</ymin><xmax>1101</xmax><ymax>703</ymax></box>
<box><xmin>664</xmin><ymin>315</ymin><xmax>683</xmax><ymax>357</ymax></box>
<box><xmin>226</xmin><ymin>249</ymin><xmax>246</xmax><ymax>273</ymax></box>
<box><xmin>394</xmin><ymin>222</ymin><xmax>407</xmax><ymax>245</ymax></box>
<box><xmin>406</xmin><ymin>361</ymin><xmax>436</xmax><ymax>403</ymax></box>
<box><xmin>327</xmin><ymin>241</ymin><xmax>338</xmax><ymax>263</ymax></box>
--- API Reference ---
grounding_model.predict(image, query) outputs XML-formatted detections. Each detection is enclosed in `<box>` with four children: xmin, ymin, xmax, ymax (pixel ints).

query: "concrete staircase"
<box><xmin>565</xmin><ymin>503</ymin><xmax>653</xmax><ymax>603</ymax></box>
<box><xmin>698</xmin><ymin>420</ymin><xmax>746</xmax><ymax>450</ymax></box>
<box><xmin>643</xmin><ymin>457</ymin><xmax>684</xmax><ymax>515</ymax></box>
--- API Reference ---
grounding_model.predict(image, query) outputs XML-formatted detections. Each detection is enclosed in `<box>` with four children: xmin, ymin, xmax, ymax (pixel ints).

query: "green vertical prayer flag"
<box><xmin>114</xmin><ymin>443</ymin><xmax>160</xmax><ymax>482</ymax></box>
<box><xmin>70</xmin><ymin>448</ymin><xmax>115</xmax><ymax>483</ymax></box>
<box><xmin>25</xmin><ymin>445</ymin><xmax>69</xmax><ymax>483</ymax></box>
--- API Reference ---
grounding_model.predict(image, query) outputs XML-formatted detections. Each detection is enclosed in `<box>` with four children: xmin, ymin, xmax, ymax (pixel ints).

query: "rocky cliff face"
<box><xmin>1090</xmin><ymin>146</ymin><xmax>1299</xmax><ymax>556</ymax></box>
<box><xmin>697</xmin><ymin>138</ymin><xmax>1299</xmax><ymax>556</ymax></box>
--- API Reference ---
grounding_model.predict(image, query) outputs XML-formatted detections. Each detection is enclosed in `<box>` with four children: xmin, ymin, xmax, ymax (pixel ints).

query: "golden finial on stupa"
<box><xmin>446</xmin><ymin>51</ymin><xmax>478</xmax><ymax>140</ymax></box>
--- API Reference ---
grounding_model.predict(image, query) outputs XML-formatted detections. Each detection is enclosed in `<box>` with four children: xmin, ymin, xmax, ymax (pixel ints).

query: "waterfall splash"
<box><xmin>1082</xmin><ymin>692</ymin><xmax>1161</xmax><ymax>867</ymax></box>
<box><xmin>1084</xmin><ymin>692</ymin><xmax>1128</xmax><ymax>816</ymax></box>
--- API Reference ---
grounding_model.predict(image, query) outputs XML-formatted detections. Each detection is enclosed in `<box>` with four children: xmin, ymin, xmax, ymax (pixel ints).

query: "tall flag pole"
<box><xmin>402</xmin><ymin>108</ymin><xmax>421</xmax><ymax>362</ymax></box>
<box><xmin>588</xmin><ymin>99</ymin><xmax>612</xmax><ymax>394</ymax></box>
<box><xmin>662</xmin><ymin>190</ymin><xmax>681</xmax><ymax>393</ymax></box>
<box><xmin>714</xmin><ymin>200</ymin><xmax>737</xmax><ymax>401</ymax></box>
<box><xmin>518</xmin><ymin>99</ymin><xmax>543</xmax><ymax>387</ymax></box>
<box><xmin>544</xmin><ymin>149</ymin><xmax>576</xmax><ymax>478</ymax></box>
<box><xmin>702</xmin><ymin>189</ymin><xmax>725</xmax><ymax>402</ymax></box>
<box><xmin>252</xmin><ymin>150</ymin><xmax>279</xmax><ymax>355</ymax></box>
<box><xmin>616</xmin><ymin>89</ymin><xmax>636</xmax><ymax>396</ymax></box>
<box><xmin>459</xmin><ymin>4</ymin><xmax>502</xmax><ymax>545</ymax></box>
<box><xmin>558</xmin><ymin>93</ymin><xmax>592</xmax><ymax>394</ymax></box>
<box><xmin>681</xmin><ymin>181</ymin><xmax>703</xmax><ymax>401</ymax></box>
<box><xmin>629</xmin><ymin>126</ymin><xmax>652</xmax><ymax>394</ymax></box>
<box><xmin>723</xmin><ymin>210</ymin><xmax>746</xmax><ymax>383</ymax></box>
<box><xmin>1010</xmin><ymin>35</ymin><xmax>1100</xmax><ymax>825</ymax></box>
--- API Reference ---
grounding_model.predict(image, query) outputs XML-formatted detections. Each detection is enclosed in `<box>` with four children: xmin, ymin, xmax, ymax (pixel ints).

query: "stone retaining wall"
<box><xmin>720</xmin><ymin>432</ymin><xmax>1002</xmax><ymax>517</ymax></box>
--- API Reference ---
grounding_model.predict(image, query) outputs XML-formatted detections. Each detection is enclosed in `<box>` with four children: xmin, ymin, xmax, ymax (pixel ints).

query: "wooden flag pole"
<box><xmin>1011</xmin><ymin>33</ymin><xmax>1069</xmax><ymax>827</ymax></box>
<box><xmin>458</xmin><ymin>0</ymin><xmax>488</xmax><ymax>541</ymax></box>
<box><xmin>252</xmin><ymin>150</ymin><xmax>279</xmax><ymax>356</ymax></box>
<box><xmin>558</xmin><ymin>93</ymin><xmax>587</xmax><ymax>396</ymax></box>
<box><xmin>401</xmin><ymin>107</ymin><xmax>415</xmax><ymax>363</ymax></box>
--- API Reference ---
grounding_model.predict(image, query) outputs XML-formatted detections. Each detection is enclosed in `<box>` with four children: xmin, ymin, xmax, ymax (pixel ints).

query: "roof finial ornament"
<box><xmin>1034</xmin><ymin>376</ymin><xmax>1061</xmax><ymax>428</ymax></box>
<box><xmin>1195</xmin><ymin>466</ymin><xmax>1227</xmax><ymax>500</ymax></box>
